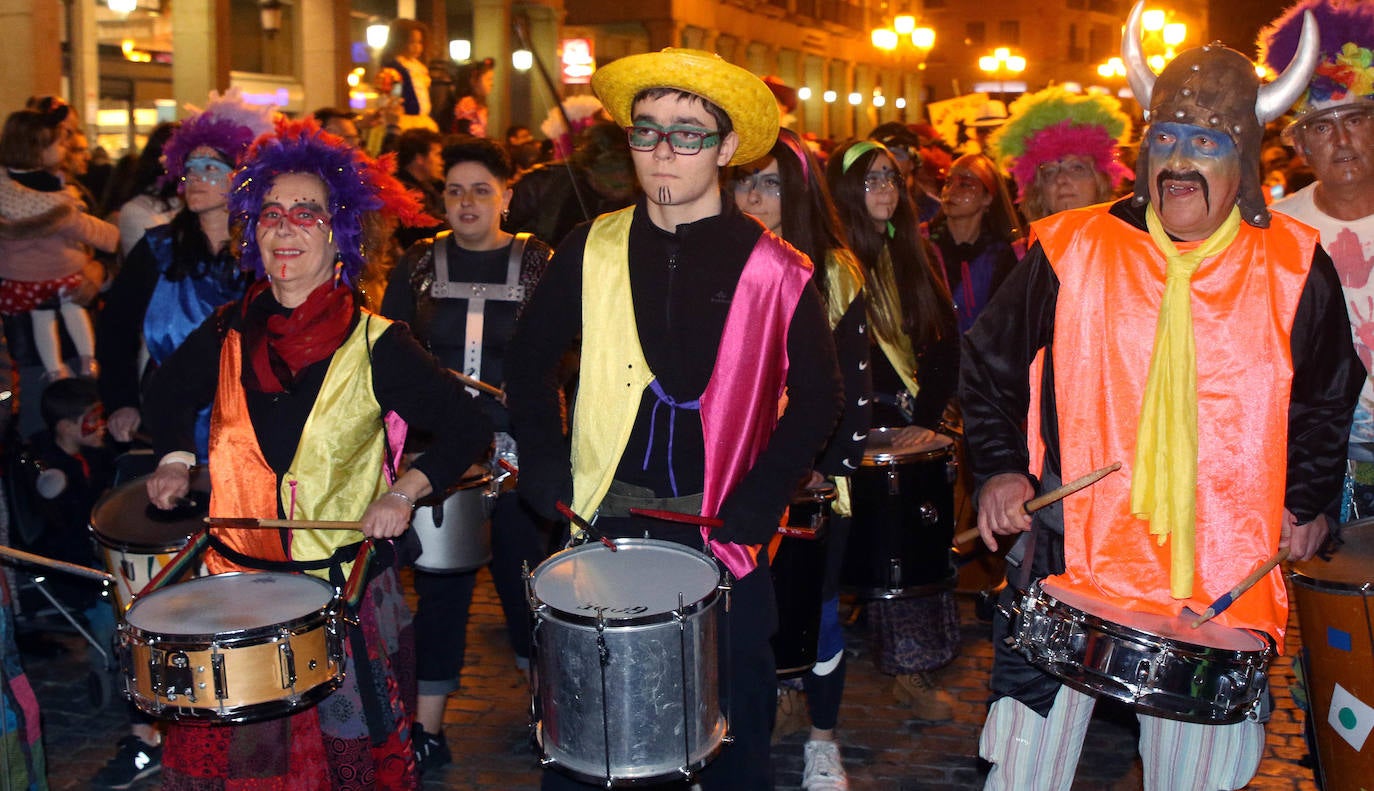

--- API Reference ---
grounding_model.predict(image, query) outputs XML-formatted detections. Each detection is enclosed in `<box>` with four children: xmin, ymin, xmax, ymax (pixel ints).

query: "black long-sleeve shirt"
<box><xmin>143</xmin><ymin>295</ymin><xmax>492</xmax><ymax>506</ymax></box>
<box><xmin>960</xmin><ymin>198</ymin><xmax>1364</xmax><ymax>523</ymax></box>
<box><xmin>506</xmin><ymin>195</ymin><xmax>843</xmax><ymax>526</ymax></box>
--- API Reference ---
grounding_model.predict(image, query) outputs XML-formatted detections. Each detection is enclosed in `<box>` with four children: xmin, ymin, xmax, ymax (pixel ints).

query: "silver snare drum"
<box><xmin>1010</xmin><ymin>579</ymin><xmax>1272</xmax><ymax>724</ymax></box>
<box><xmin>528</xmin><ymin>539</ymin><xmax>728</xmax><ymax>786</ymax></box>
<box><xmin>411</xmin><ymin>471</ymin><xmax>497</xmax><ymax>573</ymax></box>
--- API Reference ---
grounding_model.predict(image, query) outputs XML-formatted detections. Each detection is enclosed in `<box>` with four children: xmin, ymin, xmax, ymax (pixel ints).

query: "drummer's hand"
<box><xmin>360</xmin><ymin>491</ymin><xmax>415</xmax><ymax>539</ymax></box>
<box><xmin>107</xmin><ymin>407</ymin><xmax>141</xmax><ymax>443</ymax></box>
<box><xmin>146</xmin><ymin>463</ymin><xmax>191</xmax><ymax>510</ymax></box>
<box><xmin>1281</xmin><ymin>509</ymin><xmax>1328</xmax><ymax>562</ymax></box>
<box><xmin>976</xmin><ymin>473</ymin><xmax>1035</xmax><ymax>552</ymax></box>
<box><xmin>803</xmin><ymin>470</ymin><xmax>827</xmax><ymax>490</ymax></box>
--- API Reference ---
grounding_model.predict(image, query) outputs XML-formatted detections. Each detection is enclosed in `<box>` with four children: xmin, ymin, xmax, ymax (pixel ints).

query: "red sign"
<box><xmin>561</xmin><ymin>38</ymin><xmax>595</xmax><ymax>85</ymax></box>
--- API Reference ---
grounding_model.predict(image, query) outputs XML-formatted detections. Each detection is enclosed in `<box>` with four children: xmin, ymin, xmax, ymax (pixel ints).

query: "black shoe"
<box><xmin>414</xmin><ymin>727</ymin><xmax>452</xmax><ymax>775</ymax></box>
<box><xmin>91</xmin><ymin>735</ymin><xmax>162</xmax><ymax>789</ymax></box>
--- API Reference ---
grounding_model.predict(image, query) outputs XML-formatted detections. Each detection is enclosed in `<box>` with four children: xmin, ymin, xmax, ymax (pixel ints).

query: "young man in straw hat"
<box><xmin>962</xmin><ymin>3</ymin><xmax>1360</xmax><ymax>788</ymax></box>
<box><xmin>507</xmin><ymin>49</ymin><xmax>842</xmax><ymax>789</ymax></box>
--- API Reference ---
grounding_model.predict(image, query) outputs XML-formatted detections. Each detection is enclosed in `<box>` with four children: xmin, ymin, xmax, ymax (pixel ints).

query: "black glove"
<box><xmin>516</xmin><ymin>454</ymin><xmax>572</xmax><ymax>523</ymax></box>
<box><xmin>710</xmin><ymin>493</ymin><xmax>785</xmax><ymax>545</ymax></box>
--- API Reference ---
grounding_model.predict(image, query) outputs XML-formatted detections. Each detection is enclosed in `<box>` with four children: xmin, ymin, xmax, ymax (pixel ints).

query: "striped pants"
<box><xmin>979</xmin><ymin>686</ymin><xmax>1265</xmax><ymax>791</ymax></box>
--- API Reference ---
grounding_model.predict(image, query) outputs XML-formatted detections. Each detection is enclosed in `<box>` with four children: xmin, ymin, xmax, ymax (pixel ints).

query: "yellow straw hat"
<box><xmin>591</xmin><ymin>48</ymin><xmax>780</xmax><ymax>166</ymax></box>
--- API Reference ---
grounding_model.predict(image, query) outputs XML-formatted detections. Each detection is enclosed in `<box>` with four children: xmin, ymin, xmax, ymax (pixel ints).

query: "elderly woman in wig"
<box><xmin>987</xmin><ymin>86</ymin><xmax>1134</xmax><ymax>222</ymax></box>
<box><xmin>142</xmin><ymin>120</ymin><xmax>492</xmax><ymax>789</ymax></box>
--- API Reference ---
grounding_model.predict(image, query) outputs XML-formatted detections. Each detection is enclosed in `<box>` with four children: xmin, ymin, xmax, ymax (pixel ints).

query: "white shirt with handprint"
<box><xmin>1275</xmin><ymin>184</ymin><xmax>1374</xmax><ymax>460</ymax></box>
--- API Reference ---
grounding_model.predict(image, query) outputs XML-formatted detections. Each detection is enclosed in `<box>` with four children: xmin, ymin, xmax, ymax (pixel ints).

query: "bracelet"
<box><xmin>158</xmin><ymin>451</ymin><xmax>197</xmax><ymax>469</ymax></box>
<box><xmin>384</xmin><ymin>490</ymin><xmax>416</xmax><ymax>509</ymax></box>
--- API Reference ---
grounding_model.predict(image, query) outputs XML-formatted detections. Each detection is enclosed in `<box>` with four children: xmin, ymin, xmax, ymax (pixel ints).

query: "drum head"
<box><xmin>91</xmin><ymin>467</ymin><xmax>211</xmax><ymax>550</ymax></box>
<box><xmin>532</xmin><ymin>539</ymin><xmax>720</xmax><ymax>622</ymax></box>
<box><xmin>1040</xmin><ymin>580</ymin><xmax>1265</xmax><ymax>652</ymax></box>
<box><xmin>126</xmin><ymin>572</ymin><xmax>334</xmax><ymax>636</ymax></box>
<box><xmin>862</xmin><ymin>426</ymin><xmax>953</xmax><ymax>465</ymax></box>
<box><xmin>1292</xmin><ymin>518</ymin><xmax>1374</xmax><ymax>591</ymax></box>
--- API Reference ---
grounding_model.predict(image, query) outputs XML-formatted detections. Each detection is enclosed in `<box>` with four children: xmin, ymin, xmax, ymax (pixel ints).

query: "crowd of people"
<box><xmin>0</xmin><ymin>0</ymin><xmax>1371</xmax><ymax>790</ymax></box>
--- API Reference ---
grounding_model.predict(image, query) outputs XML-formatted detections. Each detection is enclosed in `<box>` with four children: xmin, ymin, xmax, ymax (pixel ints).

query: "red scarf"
<box><xmin>241</xmin><ymin>279</ymin><xmax>355</xmax><ymax>394</ymax></box>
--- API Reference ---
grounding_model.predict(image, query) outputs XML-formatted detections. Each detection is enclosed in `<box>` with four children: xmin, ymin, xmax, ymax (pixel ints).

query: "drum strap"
<box><xmin>1008</xmin><ymin>466</ymin><xmax>1065</xmax><ymax>591</ymax></box>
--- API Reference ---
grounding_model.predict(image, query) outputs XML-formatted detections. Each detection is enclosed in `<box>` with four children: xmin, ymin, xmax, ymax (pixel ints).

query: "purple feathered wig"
<box><xmin>228</xmin><ymin>118</ymin><xmax>429</xmax><ymax>286</ymax></box>
<box><xmin>158</xmin><ymin>88</ymin><xmax>276</xmax><ymax>190</ymax></box>
<box><xmin>1259</xmin><ymin>0</ymin><xmax>1374</xmax><ymax>122</ymax></box>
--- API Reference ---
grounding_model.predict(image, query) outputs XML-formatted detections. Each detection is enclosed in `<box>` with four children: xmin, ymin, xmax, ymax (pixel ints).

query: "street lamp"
<box><xmin>870</xmin><ymin>15</ymin><xmax>935</xmax><ymax>120</ymax></box>
<box><xmin>978</xmin><ymin>47</ymin><xmax>1026</xmax><ymax>103</ymax></box>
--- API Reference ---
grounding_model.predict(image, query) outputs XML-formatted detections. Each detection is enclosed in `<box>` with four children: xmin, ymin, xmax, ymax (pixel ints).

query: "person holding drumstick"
<box><xmin>507</xmin><ymin>49</ymin><xmax>843</xmax><ymax>789</ymax></box>
<box><xmin>141</xmin><ymin>119</ymin><xmax>492</xmax><ymax>789</ymax></box>
<box><xmin>729</xmin><ymin>127</ymin><xmax>871</xmax><ymax>789</ymax></box>
<box><xmin>826</xmin><ymin>139</ymin><xmax>962</xmax><ymax>723</ymax></box>
<box><xmin>962</xmin><ymin>5</ymin><xmax>1362</xmax><ymax>788</ymax></box>
<box><xmin>381</xmin><ymin>136</ymin><xmax>554</xmax><ymax>775</ymax></box>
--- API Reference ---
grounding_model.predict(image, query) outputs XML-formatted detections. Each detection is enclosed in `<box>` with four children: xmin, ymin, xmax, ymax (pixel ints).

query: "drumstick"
<box><xmin>627</xmin><ymin>508</ymin><xmax>822</xmax><ymax>541</ymax></box>
<box><xmin>554</xmin><ymin>501</ymin><xmax>618</xmax><ymax>552</ymax></box>
<box><xmin>205</xmin><ymin>517</ymin><xmax>364</xmax><ymax>530</ymax></box>
<box><xmin>0</xmin><ymin>544</ymin><xmax>114</xmax><ymax>583</ymax></box>
<box><xmin>448</xmin><ymin>368</ymin><xmax>506</xmax><ymax>400</ymax></box>
<box><xmin>1191</xmin><ymin>548</ymin><xmax>1289</xmax><ymax>629</ymax></box>
<box><xmin>952</xmin><ymin>461</ymin><xmax>1122</xmax><ymax>546</ymax></box>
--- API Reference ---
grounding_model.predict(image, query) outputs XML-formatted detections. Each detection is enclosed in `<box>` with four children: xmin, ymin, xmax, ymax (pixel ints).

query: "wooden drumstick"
<box><xmin>555</xmin><ymin>501</ymin><xmax>619</xmax><ymax>552</ymax></box>
<box><xmin>1191</xmin><ymin>548</ymin><xmax>1289</xmax><ymax>629</ymax></box>
<box><xmin>206</xmin><ymin>517</ymin><xmax>364</xmax><ymax>530</ymax></box>
<box><xmin>952</xmin><ymin>461</ymin><xmax>1123</xmax><ymax>546</ymax></box>
<box><xmin>627</xmin><ymin>508</ymin><xmax>822</xmax><ymax>541</ymax></box>
<box><xmin>448</xmin><ymin>368</ymin><xmax>506</xmax><ymax>400</ymax></box>
<box><xmin>0</xmin><ymin>544</ymin><xmax>114</xmax><ymax>583</ymax></box>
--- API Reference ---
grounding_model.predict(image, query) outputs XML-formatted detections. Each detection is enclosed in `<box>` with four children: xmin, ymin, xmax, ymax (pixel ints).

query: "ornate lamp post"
<box><xmin>978</xmin><ymin>47</ymin><xmax>1026</xmax><ymax>104</ymax></box>
<box><xmin>871</xmin><ymin>14</ymin><xmax>935</xmax><ymax>121</ymax></box>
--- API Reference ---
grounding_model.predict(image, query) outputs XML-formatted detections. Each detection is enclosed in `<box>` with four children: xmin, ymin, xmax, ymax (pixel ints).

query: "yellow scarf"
<box><xmin>1130</xmin><ymin>203</ymin><xmax>1240</xmax><ymax>599</ymax></box>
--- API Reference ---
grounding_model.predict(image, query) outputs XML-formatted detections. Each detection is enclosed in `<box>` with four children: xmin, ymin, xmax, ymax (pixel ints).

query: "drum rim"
<box><xmin>533</xmin><ymin>715</ymin><xmax>727</xmax><ymax>785</ymax></box>
<box><xmin>860</xmin><ymin>426</ymin><xmax>954</xmax><ymax>466</ymax></box>
<box><xmin>129</xmin><ymin>670</ymin><xmax>343</xmax><ymax>724</ymax></box>
<box><xmin>90</xmin><ymin>469</ymin><xmax>210</xmax><ymax>540</ymax></box>
<box><xmin>1288</xmin><ymin>570</ymin><xmax>1374</xmax><ymax>594</ymax></box>
<box><xmin>88</xmin><ymin>524</ymin><xmax>190</xmax><ymax>554</ymax></box>
<box><xmin>123</xmin><ymin>572</ymin><xmax>338</xmax><ymax>642</ymax></box>
<box><xmin>1030</xmin><ymin>581</ymin><xmax>1270</xmax><ymax>653</ymax></box>
<box><xmin>530</xmin><ymin>538</ymin><xmax>724</xmax><ymax>627</ymax></box>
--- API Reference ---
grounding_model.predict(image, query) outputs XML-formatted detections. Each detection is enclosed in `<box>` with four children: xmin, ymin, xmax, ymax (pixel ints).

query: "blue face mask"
<box><xmin>1146</xmin><ymin>122</ymin><xmax>1241</xmax><ymax>218</ymax></box>
<box><xmin>183</xmin><ymin>156</ymin><xmax>233</xmax><ymax>185</ymax></box>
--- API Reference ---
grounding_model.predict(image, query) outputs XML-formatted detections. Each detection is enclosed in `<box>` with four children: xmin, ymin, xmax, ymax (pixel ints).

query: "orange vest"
<box><xmin>1028</xmin><ymin>206</ymin><xmax>1318</xmax><ymax>645</ymax></box>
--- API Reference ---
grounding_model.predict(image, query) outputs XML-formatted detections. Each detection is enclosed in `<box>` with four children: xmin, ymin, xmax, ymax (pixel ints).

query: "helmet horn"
<box><xmin>1122</xmin><ymin>2</ymin><xmax>1156</xmax><ymax>119</ymax></box>
<box><xmin>1255</xmin><ymin>10</ymin><xmax>1319</xmax><ymax>124</ymax></box>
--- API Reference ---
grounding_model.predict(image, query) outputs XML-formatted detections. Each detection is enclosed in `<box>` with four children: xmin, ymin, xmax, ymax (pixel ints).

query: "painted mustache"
<box><xmin>1156</xmin><ymin>169</ymin><xmax>1210</xmax><ymax>210</ymax></box>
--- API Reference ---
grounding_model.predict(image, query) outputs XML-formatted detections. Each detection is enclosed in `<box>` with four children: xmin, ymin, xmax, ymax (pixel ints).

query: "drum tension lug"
<box><xmin>211</xmin><ymin>652</ymin><xmax>227</xmax><ymax>701</ymax></box>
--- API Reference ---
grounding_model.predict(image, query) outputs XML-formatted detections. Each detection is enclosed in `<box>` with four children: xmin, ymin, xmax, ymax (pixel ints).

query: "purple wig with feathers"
<box><xmin>1259</xmin><ymin>0</ymin><xmax>1374</xmax><ymax>119</ymax></box>
<box><xmin>159</xmin><ymin>87</ymin><xmax>276</xmax><ymax>190</ymax></box>
<box><xmin>229</xmin><ymin>118</ymin><xmax>428</xmax><ymax>286</ymax></box>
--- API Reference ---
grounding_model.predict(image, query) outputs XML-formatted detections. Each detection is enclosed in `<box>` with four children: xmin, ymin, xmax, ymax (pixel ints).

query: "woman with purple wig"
<box><xmin>139</xmin><ymin>118</ymin><xmax>492</xmax><ymax>789</ymax></box>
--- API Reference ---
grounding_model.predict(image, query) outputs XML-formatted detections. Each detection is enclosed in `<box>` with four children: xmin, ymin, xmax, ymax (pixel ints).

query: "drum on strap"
<box><xmin>1010</xmin><ymin>579</ymin><xmax>1272</xmax><ymax>724</ymax></box>
<box><xmin>771</xmin><ymin>482</ymin><xmax>835</xmax><ymax>678</ymax></box>
<box><xmin>1290</xmin><ymin>519</ymin><xmax>1374</xmax><ymax>790</ymax></box>
<box><xmin>90</xmin><ymin>468</ymin><xmax>210</xmax><ymax>612</ymax></box>
<box><xmin>843</xmin><ymin>426</ymin><xmax>956</xmax><ymax>598</ymax></box>
<box><xmin>119</xmin><ymin>572</ymin><xmax>344</xmax><ymax>723</ymax></box>
<box><xmin>528</xmin><ymin>539</ymin><xmax>728</xmax><ymax>786</ymax></box>
<box><xmin>411</xmin><ymin>469</ymin><xmax>498</xmax><ymax>573</ymax></box>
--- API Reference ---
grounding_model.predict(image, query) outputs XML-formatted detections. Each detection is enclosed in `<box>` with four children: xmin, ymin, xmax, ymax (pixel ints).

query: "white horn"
<box><xmin>1122</xmin><ymin>2</ymin><xmax>1156</xmax><ymax>119</ymax></box>
<box><xmin>1256</xmin><ymin>10</ymin><xmax>1320</xmax><ymax>124</ymax></box>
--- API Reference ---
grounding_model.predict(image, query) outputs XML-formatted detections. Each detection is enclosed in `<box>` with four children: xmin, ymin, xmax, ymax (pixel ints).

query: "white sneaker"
<box><xmin>802</xmin><ymin>739</ymin><xmax>849</xmax><ymax>790</ymax></box>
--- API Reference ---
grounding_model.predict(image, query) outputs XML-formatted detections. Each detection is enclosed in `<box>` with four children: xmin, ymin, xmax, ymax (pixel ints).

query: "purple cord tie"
<box><xmin>643</xmin><ymin>379</ymin><xmax>701</xmax><ymax>497</ymax></box>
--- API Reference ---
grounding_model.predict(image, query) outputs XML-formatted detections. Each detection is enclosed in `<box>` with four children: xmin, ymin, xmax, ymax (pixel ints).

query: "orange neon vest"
<box><xmin>206</xmin><ymin>315</ymin><xmax>392</xmax><ymax>578</ymax></box>
<box><xmin>1028</xmin><ymin>205</ymin><xmax>1317</xmax><ymax>645</ymax></box>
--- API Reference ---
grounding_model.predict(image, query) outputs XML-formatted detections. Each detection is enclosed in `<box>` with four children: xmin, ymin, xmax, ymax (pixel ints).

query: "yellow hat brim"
<box><xmin>592</xmin><ymin>48</ymin><xmax>780</xmax><ymax>166</ymax></box>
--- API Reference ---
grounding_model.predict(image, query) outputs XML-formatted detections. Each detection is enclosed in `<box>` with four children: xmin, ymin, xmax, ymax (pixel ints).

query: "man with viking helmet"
<box><xmin>961</xmin><ymin>3</ymin><xmax>1362</xmax><ymax>788</ymax></box>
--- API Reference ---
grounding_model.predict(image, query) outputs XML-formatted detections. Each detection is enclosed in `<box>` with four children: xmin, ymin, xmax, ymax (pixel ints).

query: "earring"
<box><xmin>501</xmin><ymin>208</ymin><xmax>510</xmax><ymax>222</ymax></box>
<box><xmin>333</xmin><ymin>255</ymin><xmax>343</xmax><ymax>286</ymax></box>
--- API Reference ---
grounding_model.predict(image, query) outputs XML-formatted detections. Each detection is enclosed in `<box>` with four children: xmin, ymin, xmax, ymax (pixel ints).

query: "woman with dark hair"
<box><xmin>379</xmin><ymin>18</ymin><xmax>438</xmax><ymax>132</ymax></box>
<box><xmin>111</xmin><ymin>121</ymin><xmax>182</xmax><ymax>258</ymax></box>
<box><xmin>730</xmin><ymin>127</ymin><xmax>870</xmax><ymax>790</ymax></box>
<box><xmin>142</xmin><ymin>118</ymin><xmax>492</xmax><ymax>789</ymax></box>
<box><xmin>924</xmin><ymin>153</ymin><xmax>1025</xmax><ymax>334</ymax></box>
<box><xmin>826</xmin><ymin>139</ymin><xmax>963</xmax><ymax>723</ymax></box>
<box><xmin>97</xmin><ymin>90</ymin><xmax>274</xmax><ymax>454</ymax></box>
<box><xmin>453</xmin><ymin>58</ymin><xmax>495</xmax><ymax>138</ymax></box>
<box><xmin>381</xmin><ymin>136</ymin><xmax>553</xmax><ymax>774</ymax></box>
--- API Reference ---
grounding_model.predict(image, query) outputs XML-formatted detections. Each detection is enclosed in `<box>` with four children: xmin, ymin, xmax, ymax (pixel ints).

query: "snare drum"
<box><xmin>1011</xmin><ymin>579</ymin><xmax>1272</xmax><ymax>724</ymax></box>
<box><xmin>411</xmin><ymin>470</ymin><xmax>497</xmax><ymax>573</ymax></box>
<box><xmin>771</xmin><ymin>483</ymin><xmax>835</xmax><ymax>678</ymax></box>
<box><xmin>1291</xmin><ymin>519</ymin><xmax>1374</xmax><ymax>790</ymax></box>
<box><xmin>90</xmin><ymin>468</ymin><xmax>210</xmax><ymax>611</ymax></box>
<box><xmin>843</xmin><ymin>426</ymin><xmax>956</xmax><ymax>598</ymax></box>
<box><xmin>120</xmin><ymin>572</ymin><xmax>344</xmax><ymax>723</ymax></box>
<box><xmin>529</xmin><ymin>539</ymin><xmax>728</xmax><ymax>786</ymax></box>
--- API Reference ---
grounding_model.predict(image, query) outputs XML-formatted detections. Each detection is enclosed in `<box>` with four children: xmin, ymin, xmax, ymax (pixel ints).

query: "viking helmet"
<box><xmin>1123</xmin><ymin>1</ymin><xmax>1319</xmax><ymax>227</ymax></box>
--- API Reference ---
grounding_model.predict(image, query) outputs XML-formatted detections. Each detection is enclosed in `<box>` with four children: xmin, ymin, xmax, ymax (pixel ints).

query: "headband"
<box><xmin>777</xmin><ymin>133</ymin><xmax>810</xmax><ymax>184</ymax></box>
<box><xmin>841</xmin><ymin>140</ymin><xmax>888</xmax><ymax>173</ymax></box>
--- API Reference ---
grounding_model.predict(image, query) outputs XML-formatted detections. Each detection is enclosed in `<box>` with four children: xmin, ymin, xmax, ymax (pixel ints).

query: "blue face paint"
<box><xmin>1146</xmin><ymin>122</ymin><xmax>1243</xmax><ymax>240</ymax></box>
<box><xmin>1146</xmin><ymin>122</ymin><xmax>1236</xmax><ymax>165</ymax></box>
